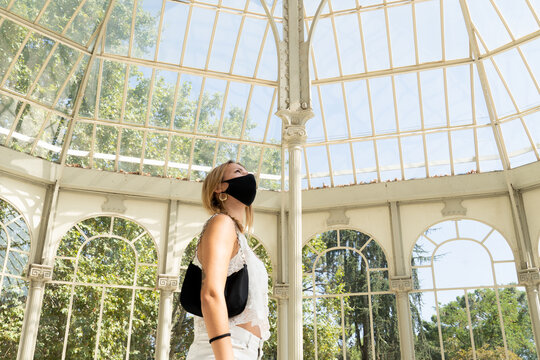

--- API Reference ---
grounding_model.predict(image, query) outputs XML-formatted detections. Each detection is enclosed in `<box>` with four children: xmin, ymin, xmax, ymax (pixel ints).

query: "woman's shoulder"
<box><xmin>200</xmin><ymin>213</ymin><xmax>237</xmax><ymax>239</ymax></box>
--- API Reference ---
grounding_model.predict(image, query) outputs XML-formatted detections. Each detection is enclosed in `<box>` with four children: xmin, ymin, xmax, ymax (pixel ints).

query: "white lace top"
<box><xmin>192</xmin><ymin>215</ymin><xmax>270</xmax><ymax>340</ymax></box>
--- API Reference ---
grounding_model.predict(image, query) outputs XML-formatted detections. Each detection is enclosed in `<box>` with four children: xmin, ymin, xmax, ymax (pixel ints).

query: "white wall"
<box><xmin>0</xmin><ymin>173</ymin><xmax>47</xmax><ymax>262</ymax></box>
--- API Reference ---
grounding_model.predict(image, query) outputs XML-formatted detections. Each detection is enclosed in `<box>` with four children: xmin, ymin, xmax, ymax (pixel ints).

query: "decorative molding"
<box><xmin>28</xmin><ymin>264</ymin><xmax>53</xmax><ymax>282</ymax></box>
<box><xmin>390</xmin><ymin>276</ymin><xmax>413</xmax><ymax>293</ymax></box>
<box><xmin>102</xmin><ymin>195</ymin><xmax>127</xmax><ymax>214</ymax></box>
<box><xmin>276</xmin><ymin>108</ymin><xmax>314</xmax><ymax>127</ymax></box>
<box><xmin>273</xmin><ymin>283</ymin><xmax>289</xmax><ymax>299</ymax></box>
<box><xmin>441</xmin><ymin>198</ymin><xmax>467</xmax><ymax>217</ymax></box>
<box><xmin>326</xmin><ymin>208</ymin><xmax>349</xmax><ymax>227</ymax></box>
<box><xmin>518</xmin><ymin>268</ymin><xmax>540</xmax><ymax>287</ymax></box>
<box><xmin>157</xmin><ymin>274</ymin><xmax>179</xmax><ymax>291</ymax></box>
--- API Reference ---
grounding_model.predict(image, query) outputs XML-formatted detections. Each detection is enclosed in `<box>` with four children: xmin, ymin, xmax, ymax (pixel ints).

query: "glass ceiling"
<box><xmin>0</xmin><ymin>0</ymin><xmax>539</xmax><ymax>191</ymax></box>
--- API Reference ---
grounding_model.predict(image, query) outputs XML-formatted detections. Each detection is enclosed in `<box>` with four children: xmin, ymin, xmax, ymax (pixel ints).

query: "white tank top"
<box><xmin>192</xmin><ymin>214</ymin><xmax>270</xmax><ymax>340</ymax></box>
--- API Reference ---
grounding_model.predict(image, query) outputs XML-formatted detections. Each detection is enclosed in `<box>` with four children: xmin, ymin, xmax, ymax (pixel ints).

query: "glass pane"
<box><xmin>112</xmin><ymin>217</ymin><xmax>145</xmax><ymax>241</ymax></box>
<box><xmin>169</xmin><ymin>292</ymin><xmax>194</xmax><ymax>359</ymax></box>
<box><xmin>433</xmin><ymin>240</ymin><xmax>493</xmax><ymax>288</ymax></box>
<box><xmin>35</xmin><ymin>283</ymin><xmax>71</xmax><ymax>359</ymax></box>
<box><xmin>5</xmin><ymin>33</ymin><xmax>55</xmax><ymax>95</ymax></box>
<box><xmin>0</xmin><ymin>276</ymin><xmax>28</xmax><ymax>359</ymax></box>
<box><xmin>314</xmin><ymin>249</ymin><xmax>366</xmax><ymax>295</ymax></box>
<box><xmin>130</xmin><ymin>289</ymin><xmax>159</xmax><ymax>359</ymax></box>
<box><xmin>77</xmin><ymin>237</ymin><xmax>135</xmax><ymax>285</ymax></box>
<box><xmin>98</xmin><ymin>288</ymin><xmax>131</xmax><ymax>359</ymax></box>
<box><xmin>500</xmin><ymin>287</ymin><xmax>537</xmax><ymax>359</ymax></box>
<box><xmin>65</xmin><ymin>286</ymin><xmax>101</xmax><ymax>359</ymax></box>
<box><xmin>57</xmin><ymin>227</ymin><xmax>85</xmax><ymax>259</ymax></box>
<box><xmin>133</xmin><ymin>234</ymin><xmax>157</xmax><ymax>264</ymax></box>
<box><xmin>371</xmin><ymin>294</ymin><xmax>399</xmax><ymax>359</ymax></box>
<box><xmin>314</xmin><ymin>296</ymin><xmax>342</xmax><ymax>359</ymax></box>
<box><xmin>78</xmin><ymin>216</ymin><xmax>111</xmax><ymax>238</ymax></box>
<box><xmin>6</xmin><ymin>217</ymin><xmax>30</xmax><ymax>251</ymax></box>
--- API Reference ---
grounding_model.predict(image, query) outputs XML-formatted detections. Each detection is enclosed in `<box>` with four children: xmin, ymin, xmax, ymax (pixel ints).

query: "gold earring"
<box><xmin>218</xmin><ymin>193</ymin><xmax>228</xmax><ymax>201</ymax></box>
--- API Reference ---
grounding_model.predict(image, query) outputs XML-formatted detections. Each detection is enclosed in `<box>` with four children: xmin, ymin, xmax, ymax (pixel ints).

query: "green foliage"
<box><xmin>303</xmin><ymin>230</ymin><xmax>399</xmax><ymax>360</ymax></box>
<box><xmin>414</xmin><ymin>288</ymin><xmax>537</xmax><ymax>360</ymax></box>
<box><xmin>31</xmin><ymin>216</ymin><xmax>160</xmax><ymax>359</ymax></box>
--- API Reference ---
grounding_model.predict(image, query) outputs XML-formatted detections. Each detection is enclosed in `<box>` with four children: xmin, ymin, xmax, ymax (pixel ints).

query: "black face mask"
<box><xmin>223</xmin><ymin>173</ymin><xmax>257</xmax><ymax>206</ymax></box>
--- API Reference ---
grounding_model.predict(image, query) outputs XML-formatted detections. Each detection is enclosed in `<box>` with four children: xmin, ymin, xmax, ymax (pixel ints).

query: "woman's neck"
<box><xmin>222</xmin><ymin>203</ymin><xmax>245</xmax><ymax>228</ymax></box>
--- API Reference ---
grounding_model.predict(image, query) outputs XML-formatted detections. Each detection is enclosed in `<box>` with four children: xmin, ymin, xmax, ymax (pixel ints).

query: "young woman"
<box><xmin>186</xmin><ymin>161</ymin><xmax>270</xmax><ymax>360</ymax></box>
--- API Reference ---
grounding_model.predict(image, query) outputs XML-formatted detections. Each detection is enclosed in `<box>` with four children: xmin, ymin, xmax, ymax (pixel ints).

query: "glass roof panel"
<box><xmin>415</xmin><ymin>0</ymin><xmax>443</xmax><ymax>63</ymax></box>
<box><xmin>500</xmin><ymin>118</ymin><xmax>538</xmax><ymax>167</ymax></box>
<box><xmin>334</xmin><ymin>13</ymin><xmax>365</xmax><ymax>75</ymax></box>
<box><xmin>361</xmin><ymin>8</ymin><xmax>390</xmax><ymax>72</ymax></box>
<box><xmin>0</xmin><ymin>0</ymin><xmax>539</xmax><ymax>190</ymax></box>
<box><xmin>221</xmin><ymin>81</ymin><xmax>250</xmax><ymax>139</ymax></box>
<box><xmin>387</xmin><ymin>3</ymin><xmax>415</xmax><ymax>68</ymax></box>
<box><xmin>494</xmin><ymin>0</ymin><xmax>539</xmax><ymax>39</ymax></box>
<box><xmin>352</xmin><ymin>140</ymin><xmax>377</xmax><ymax>184</ymax></box>
<box><xmin>451</xmin><ymin>128</ymin><xmax>476</xmax><ymax>175</ymax></box>
<box><xmin>425</xmin><ymin>131</ymin><xmax>451</xmax><ymax>177</ymax></box>
<box><xmin>345</xmin><ymin>80</ymin><xmax>372</xmax><ymax>137</ymax></box>
<box><xmin>493</xmin><ymin>49</ymin><xmax>540</xmax><ymax>112</ymax></box>
<box><xmin>443</xmin><ymin>0</ymin><xmax>470</xmax><ymax>60</ymax></box>
<box><xmin>64</xmin><ymin>0</ymin><xmax>109</xmax><ymax>45</ymax></box>
<box><xmin>183</xmin><ymin>6</ymin><xmax>215</xmax><ymax>68</ymax></box>
<box><xmin>466</xmin><ymin>0</ymin><xmax>512</xmax><ymax>50</ymax></box>
<box><xmin>132</xmin><ymin>0</ymin><xmax>161</xmax><ymax>60</ymax></box>
<box><xmin>208</xmin><ymin>12</ymin><xmax>242</xmax><ymax>73</ymax></box>
<box><xmin>401</xmin><ymin>135</ymin><xmax>426</xmax><ymax>180</ymax></box>
<box><xmin>319</xmin><ymin>83</ymin><xmax>348</xmax><ymax>140</ymax></box>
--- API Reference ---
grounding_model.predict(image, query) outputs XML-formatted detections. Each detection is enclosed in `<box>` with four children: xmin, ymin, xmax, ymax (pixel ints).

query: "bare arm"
<box><xmin>198</xmin><ymin>214</ymin><xmax>238</xmax><ymax>360</ymax></box>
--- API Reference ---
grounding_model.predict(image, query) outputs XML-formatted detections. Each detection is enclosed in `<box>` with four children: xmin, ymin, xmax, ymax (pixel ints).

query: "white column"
<box><xmin>285</xmin><ymin>125</ymin><xmax>307</xmax><ymax>360</ymax></box>
<box><xmin>17</xmin><ymin>264</ymin><xmax>53</xmax><ymax>360</ymax></box>
<box><xmin>155</xmin><ymin>200</ymin><xmax>181</xmax><ymax>359</ymax></box>
<box><xmin>275</xmin><ymin>211</ymin><xmax>289</xmax><ymax>360</ymax></box>
<box><xmin>389</xmin><ymin>202</ymin><xmax>415</xmax><ymax>359</ymax></box>
<box><xmin>519</xmin><ymin>269</ymin><xmax>540</xmax><ymax>355</ymax></box>
<box><xmin>155</xmin><ymin>275</ymin><xmax>178</xmax><ymax>360</ymax></box>
<box><xmin>276</xmin><ymin>1</ymin><xmax>314</xmax><ymax>358</ymax></box>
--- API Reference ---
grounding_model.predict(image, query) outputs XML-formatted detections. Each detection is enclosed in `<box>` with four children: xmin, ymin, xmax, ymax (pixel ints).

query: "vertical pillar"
<box><xmin>156</xmin><ymin>275</ymin><xmax>178</xmax><ymax>360</ymax></box>
<box><xmin>17</xmin><ymin>264</ymin><xmax>53</xmax><ymax>360</ymax></box>
<box><xmin>155</xmin><ymin>200</ymin><xmax>180</xmax><ymax>359</ymax></box>
<box><xmin>275</xmin><ymin>210</ymin><xmax>289</xmax><ymax>360</ymax></box>
<box><xmin>276</xmin><ymin>1</ymin><xmax>313</xmax><ymax>359</ymax></box>
<box><xmin>389</xmin><ymin>202</ymin><xmax>415</xmax><ymax>360</ymax></box>
<box><xmin>519</xmin><ymin>269</ymin><xmax>540</xmax><ymax>355</ymax></box>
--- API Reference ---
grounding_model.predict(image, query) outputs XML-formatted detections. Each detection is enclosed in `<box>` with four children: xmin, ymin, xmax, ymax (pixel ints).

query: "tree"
<box><xmin>303</xmin><ymin>230</ymin><xmax>400</xmax><ymax>360</ymax></box>
<box><xmin>417</xmin><ymin>288</ymin><xmax>536</xmax><ymax>360</ymax></box>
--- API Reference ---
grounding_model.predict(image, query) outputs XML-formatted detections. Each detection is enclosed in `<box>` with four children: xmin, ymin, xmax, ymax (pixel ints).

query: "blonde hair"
<box><xmin>202</xmin><ymin>160</ymin><xmax>254</xmax><ymax>233</ymax></box>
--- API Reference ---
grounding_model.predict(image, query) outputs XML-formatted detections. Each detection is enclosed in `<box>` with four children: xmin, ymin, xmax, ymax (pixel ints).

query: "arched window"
<box><xmin>303</xmin><ymin>229</ymin><xmax>398</xmax><ymax>360</ymax></box>
<box><xmin>0</xmin><ymin>198</ymin><xmax>31</xmax><ymax>359</ymax></box>
<box><xmin>410</xmin><ymin>219</ymin><xmax>536</xmax><ymax>359</ymax></box>
<box><xmin>170</xmin><ymin>233</ymin><xmax>276</xmax><ymax>359</ymax></box>
<box><xmin>35</xmin><ymin>216</ymin><xmax>159</xmax><ymax>359</ymax></box>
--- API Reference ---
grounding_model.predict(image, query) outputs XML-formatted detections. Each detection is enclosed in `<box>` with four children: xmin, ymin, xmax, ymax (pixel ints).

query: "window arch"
<box><xmin>410</xmin><ymin>219</ymin><xmax>536</xmax><ymax>359</ymax></box>
<box><xmin>170</xmin><ymin>232</ymin><xmax>276</xmax><ymax>359</ymax></box>
<box><xmin>35</xmin><ymin>216</ymin><xmax>159</xmax><ymax>360</ymax></box>
<box><xmin>302</xmin><ymin>229</ymin><xmax>399</xmax><ymax>360</ymax></box>
<box><xmin>0</xmin><ymin>198</ymin><xmax>31</xmax><ymax>359</ymax></box>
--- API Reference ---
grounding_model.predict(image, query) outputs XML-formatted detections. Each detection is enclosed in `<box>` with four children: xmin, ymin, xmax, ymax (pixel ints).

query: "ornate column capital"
<box><xmin>282</xmin><ymin>125</ymin><xmax>307</xmax><ymax>146</ymax></box>
<box><xmin>157</xmin><ymin>274</ymin><xmax>179</xmax><ymax>291</ymax></box>
<box><xmin>27</xmin><ymin>264</ymin><xmax>53</xmax><ymax>282</ymax></box>
<box><xmin>519</xmin><ymin>268</ymin><xmax>540</xmax><ymax>287</ymax></box>
<box><xmin>390</xmin><ymin>276</ymin><xmax>413</xmax><ymax>293</ymax></box>
<box><xmin>273</xmin><ymin>283</ymin><xmax>289</xmax><ymax>300</ymax></box>
<box><xmin>276</xmin><ymin>108</ymin><xmax>314</xmax><ymax>127</ymax></box>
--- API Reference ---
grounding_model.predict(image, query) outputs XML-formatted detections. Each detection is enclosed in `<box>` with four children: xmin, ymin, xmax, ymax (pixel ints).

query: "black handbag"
<box><xmin>180</xmin><ymin>261</ymin><xmax>249</xmax><ymax>318</ymax></box>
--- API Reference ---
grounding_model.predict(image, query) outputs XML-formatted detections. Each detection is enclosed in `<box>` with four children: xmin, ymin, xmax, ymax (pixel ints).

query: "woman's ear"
<box><xmin>214</xmin><ymin>182</ymin><xmax>229</xmax><ymax>193</ymax></box>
